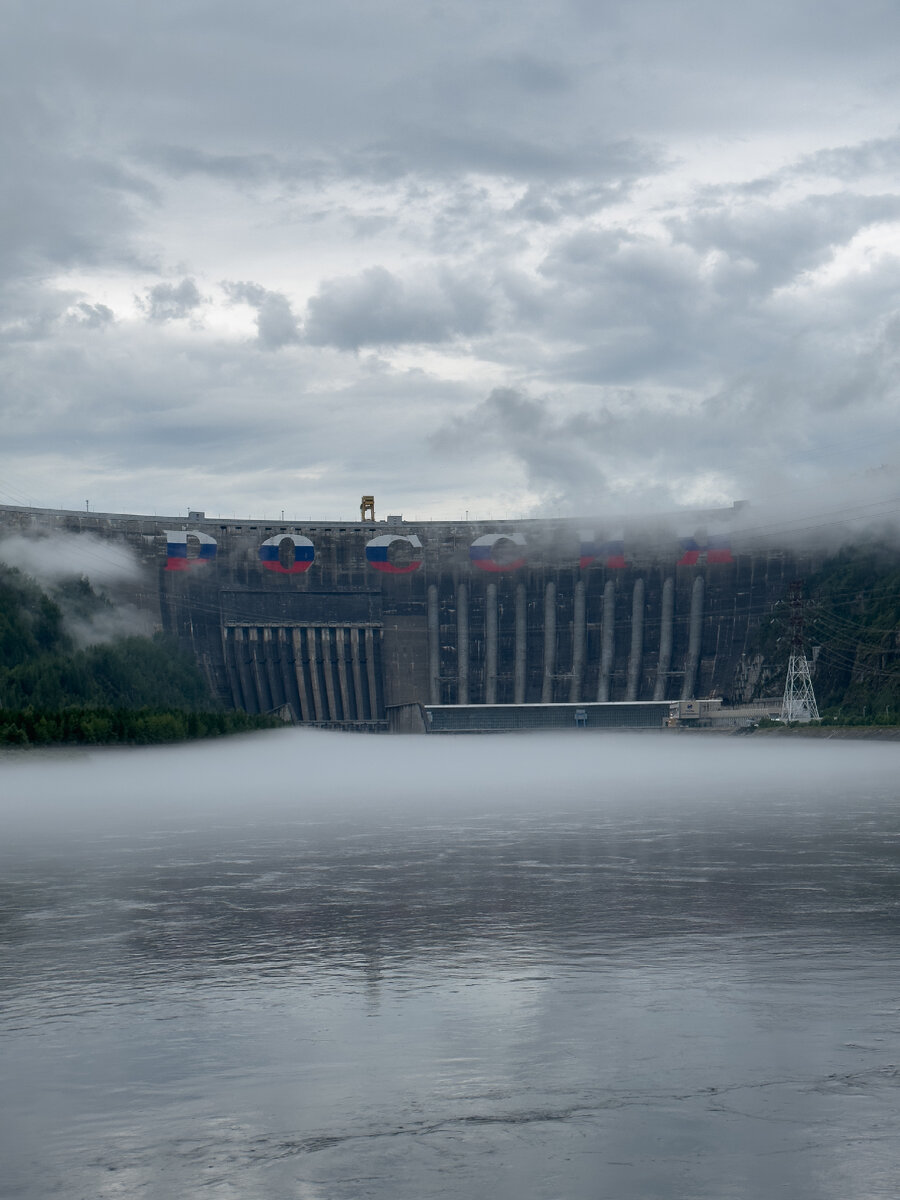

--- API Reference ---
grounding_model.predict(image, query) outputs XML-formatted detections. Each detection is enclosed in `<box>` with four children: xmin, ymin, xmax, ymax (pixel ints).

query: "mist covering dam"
<box><xmin>2</xmin><ymin>732</ymin><xmax>900</xmax><ymax>1198</ymax></box>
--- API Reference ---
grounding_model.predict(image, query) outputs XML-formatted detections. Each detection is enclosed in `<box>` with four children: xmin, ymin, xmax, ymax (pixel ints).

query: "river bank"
<box><xmin>745</xmin><ymin>724</ymin><xmax>900</xmax><ymax>740</ymax></box>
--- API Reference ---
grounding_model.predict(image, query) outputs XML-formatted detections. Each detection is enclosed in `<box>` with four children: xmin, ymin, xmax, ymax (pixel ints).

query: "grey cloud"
<box><xmin>0</xmin><ymin>75</ymin><xmax>155</xmax><ymax>285</ymax></box>
<box><xmin>223</xmin><ymin>281</ymin><xmax>301</xmax><ymax>349</ymax></box>
<box><xmin>136</xmin><ymin>143</ymin><xmax>331</xmax><ymax>189</ymax></box>
<box><xmin>138</xmin><ymin>144</ymin><xmax>284</xmax><ymax>185</ymax></box>
<box><xmin>305</xmin><ymin>266</ymin><xmax>492</xmax><ymax>349</ymax></box>
<box><xmin>502</xmin><ymin>188</ymin><xmax>900</xmax><ymax>389</ymax></box>
<box><xmin>486</xmin><ymin>53</ymin><xmax>572</xmax><ymax>95</ymax></box>
<box><xmin>508</xmin><ymin>181</ymin><xmax>635</xmax><ymax>225</ymax></box>
<box><xmin>361</xmin><ymin>127</ymin><xmax>661</xmax><ymax>185</ymax></box>
<box><xmin>431</xmin><ymin>387</ymin><xmax>615</xmax><ymax>510</ymax></box>
<box><xmin>510</xmin><ymin>187</ymin><xmax>561</xmax><ymax>225</ymax></box>
<box><xmin>430</xmin><ymin>361</ymin><xmax>900</xmax><ymax>517</ymax></box>
<box><xmin>525</xmin><ymin>229</ymin><xmax>715</xmax><ymax>384</ymax></box>
<box><xmin>139</xmin><ymin>279</ymin><xmax>202</xmax><ymax>322</ymax></box>
<box><xmin>0</xmin><ymin>286</ymin><xmax>73</xmax><ymax>344</ymax></box>
<box><xmin>795</xmin><ymin>133</ymin><xmax>900</xmax><ymax>181</ymax></box>
<box><xmin>71</xmin><ymin>302</ymin><xmax>115</xmax><ymax>328</ymax></box>
<box><xmin>668</xmin><ymin>193</ymin><xmax>900</xmax><ymax>294</ymax></box>
<box><xmin>428</xmin><ymin>382</ymin><xmax>750</xmax><ymax>515</ymax></box>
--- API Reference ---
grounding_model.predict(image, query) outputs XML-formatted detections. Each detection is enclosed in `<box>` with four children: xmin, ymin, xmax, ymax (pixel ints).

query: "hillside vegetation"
<box><xmin>0</xmin><ymin>566</ymin><xmax>278</xmax><ymax>744</ymax></box>
<box><xmin>804</xmin><ymin>544</ymin><xmax>900</xmax><ymax>720</ymax></box>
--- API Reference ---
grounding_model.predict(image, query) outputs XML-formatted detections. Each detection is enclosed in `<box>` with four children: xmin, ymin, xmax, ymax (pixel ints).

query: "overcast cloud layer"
<box><xmin>3</xmin><ymin>0</ymin><xmax>900</xmax><ymax>525</ymax></box>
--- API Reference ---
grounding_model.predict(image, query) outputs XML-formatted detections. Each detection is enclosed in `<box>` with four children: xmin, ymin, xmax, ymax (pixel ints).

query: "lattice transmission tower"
<box><xmin>780</xmin><ymin>579</ymin><xmax>820</xmax><ymax>723</ymax></box>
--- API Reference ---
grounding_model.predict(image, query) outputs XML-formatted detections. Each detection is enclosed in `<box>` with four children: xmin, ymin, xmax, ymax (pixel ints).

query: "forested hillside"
<box><xmin>0</xmin><ymin>565</ymin><xmax>209</xmax><ymax>709</ymax></box>
<box><xmin>0</xmin><ymin>565</ymin><xmax>278</xmax><ymax>744</ymax></box>
<box><xmin>805</xmin><ymin>545</ymin><xmax>900</xmax><ymax>719</ymax></box>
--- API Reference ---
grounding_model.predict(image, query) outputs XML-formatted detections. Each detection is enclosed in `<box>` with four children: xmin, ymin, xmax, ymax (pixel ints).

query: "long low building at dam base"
<box><xmin>388</xmin><ymin>699</ymin><xmax>781</xmax><ymax>733</ymax></box>
<box><xmin>0</xmin><ymin>502</ymin><xmax>816</xmax><ymax>729</ymax></box>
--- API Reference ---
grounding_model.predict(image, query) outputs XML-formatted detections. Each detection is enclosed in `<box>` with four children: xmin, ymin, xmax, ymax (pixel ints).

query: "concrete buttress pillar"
<box><xmin>597</xmin><ymin>579</ymin><xmax>616</xmax><ymax>702</ymax></box>
<box><xmin>427</xmin><ymin>583</ymin><xmax>441</xmax><ymax>705</ymax></box>
<box><xmin>514</xmin><ymin>582</ymin><xmax>527</xmax><ymax>704</ymax></box>
<box><xmin>485</xmin><ymin>582</ymin><xmax>498</xmax><ymax>705</ymax></box>
<box><xmin>681</xmin><ymin>576</ymin><xmax>705</xmax><ymax>700</ymax></box>
<box><xmin>365</xmin><ymin>628</ymin><xmax>380</xmax><ymax>719</ymax></box>
<box><xmin>456</xmin><ymin>582</ymin><xmax>469</xmax><ymax>705</ymax></box>
<box><xmin>248</xmin><ymin>628</ymin><xmax>272</xmax><ymax>713</ymax></box>
<box><xmin>334</xmin><ymin>628</ymin><xmax>352</xmax><ymax>720</ymax></box>
<box><xmin>306</xmin><ymin>628</ymin><xmax>326</xmax><ymax>720</ymax></box>
<box><xmin>653</xmin><ymin>577</ymin><xmax>675</xmax><ymax>701</ymax></box>
<box><xmin>569</xmin><ymin>580</ymin><xmax>586</xmax><ymax>702</ymax></box>
<box><xmin>276</xmin><ymin>628</ymin><xmax>298</xmax><ymax>717</ymax></box>
<box><xmin>233</xmin><ymin>629</ymin><xmax>254</xmax><ymax>713</ymax></box>
<box><xmin>320</xmin><ymin>627</ymin><xmax>338</xmax><ymax>719</ymax></box>
<box><xmin>223</xmin><ymin>628</ymin><xmax>246</xmax><ymax>711</ymax></box>
<box><xmin>263</xmin><ymin>626</ymin><xmax>286</xmax><ymax>711</ymax></box>
<box><xmin>541</xmin><ymin>581</ymin><xmax>557</xmax><ymax>703</ymax></box>
<box><xmin>625</xmin><ymin>578</ymin><xmax>645</xmax><ymax>701</ymax></box>
<box><xmin>349</xmin><ymin>628</ymin><xmax>368</xmax><ymax>720</ymax></box>
<box><xmin>291</xmin><ymin>629</ymin><xmax>312</xmax><ymax>721</ymax></box>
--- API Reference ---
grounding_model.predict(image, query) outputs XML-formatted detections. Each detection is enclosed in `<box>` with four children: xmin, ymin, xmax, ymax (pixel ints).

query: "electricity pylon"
<box><xmin>780</xmin><ymin>580</ymin><xmax>819</xmax><ymax>723</ymax></box>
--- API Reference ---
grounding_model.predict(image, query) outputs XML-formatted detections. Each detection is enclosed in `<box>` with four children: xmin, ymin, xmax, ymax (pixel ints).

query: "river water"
<box><xmin>2</xmin><ymin>732</ymin><xmax>899</xmax><ymax>1199</ymax></box>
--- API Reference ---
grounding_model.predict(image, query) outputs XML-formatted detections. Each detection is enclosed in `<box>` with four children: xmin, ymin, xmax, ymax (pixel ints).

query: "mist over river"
<box><xmin>2</xmin><ymin>733</ymin><xmax>900</xmax><ymax>1199</ymax></box>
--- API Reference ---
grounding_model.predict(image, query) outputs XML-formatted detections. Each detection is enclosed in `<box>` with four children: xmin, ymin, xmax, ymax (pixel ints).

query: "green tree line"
<box><xmin>0</xmin><ymin>706</ymin><xmax>278</xmax><ymax>746</ymax></box>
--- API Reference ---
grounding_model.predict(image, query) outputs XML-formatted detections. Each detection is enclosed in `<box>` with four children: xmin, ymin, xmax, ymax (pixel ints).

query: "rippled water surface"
<box><xmin>2</xmin><ymin>732</ymin><xmax>900</xmax><ymax>1198</ymax></box>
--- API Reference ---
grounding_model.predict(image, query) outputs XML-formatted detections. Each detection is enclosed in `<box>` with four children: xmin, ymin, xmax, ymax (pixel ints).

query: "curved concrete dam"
<box><xmin>0</xmin><ymin>503</ymin><xmax>818</xmax><ymax>728</ymax></box>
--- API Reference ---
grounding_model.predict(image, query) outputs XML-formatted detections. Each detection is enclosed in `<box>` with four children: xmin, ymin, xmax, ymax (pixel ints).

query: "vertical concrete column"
<box><xmin>653</xmin><ymin>577</ymin><xmax>675</xmax><ymax>701</ymax></box>
<box><xmin>222</xmin><ymin>628</ymin><xmax>246</xmax><ymax>711</ymax></box>
<box><xmin>597</xmin><ymin>579</ymin><xmax>616</xmax><ymax>702</ymax></box>
<box><xmin>233</xmin><ymin>628</ymin><xmax>256</xmax><ymax>714</ymax></box>
<box><xmin>485</xmin><ymin>582</ymin><xmax>498</xmax><ymax>705</ymax></box>
<box><xmin>681</xmin><ymin>575</ymin><xmax>705</xmax><ymax>700</ymax></box>
<box><xmin>456</xmin><ymin>582</ymin><xmax>469</xmax><ymax>705</ymax></box>
<box><xmin>278</xmin><ymin>628</ymin><xmax>296</xmax><ymax>710</ymax></box>
<box><xmin>320</xmin><ymin>627</ymin><xmax>339</xmax><ymax>719</ymax></box>
<box><xmin>306</xmin><ymin>627</ymin><xmax>325</xmax><ymax>720</ymax></box>
<box><xmin>350</xmin><ymin>627</ymin><xmax>368</xmax><ymax>720</ymax></box>
<box><xmin>427</xmin><ymin>583</ymin><xmax>441</xmax><ymax>705</ymax></box>
<box><xmin>248</xmin><ymin>628</ymin><xmax>273</xmax><ymax>712</ymax></box>
<box><xmin>263</xmin><ymin>626</ymin><xmax>286</xmax><ymax>710</ymax></box>
<box><xmin>335</xmin><ymin>627</ymin><xmax>353</xmax><ymax>720</ymax></box>
<box><xmin>514</xmin><ymin>582</ymin><xmax>527</xmax><ymax>704</ymax></box>
<box><xmin>278</xmin><ymin>628</ymin><xmax>301</xmax><ymax>721</ymax></box>
<box><xmin>541</xmin><ymin>581</ymin><xmax>557</xmax><ymax>703</ymax></box>
<box><xmin>625</xmin><ymin>578</ymin><xmax>645</xmax><ymax>701</ymax></box>
<box><xmin>569</xmin><ymin>579</ymin><xmax>586</xmax><ymax>702</ymax></box>
<box><xmin>291</xmin><ymin>629</ymin><xmax>312</xmax><ymax>722</ymax></box>
<box><xmin>364</xmin><ymin>627</ymin><xmax>380</xmax><ymax>719</ymax></box>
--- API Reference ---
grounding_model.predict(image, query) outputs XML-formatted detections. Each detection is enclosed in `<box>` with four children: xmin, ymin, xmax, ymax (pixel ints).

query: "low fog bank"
<box><xmin>0</xmin><ymin>533</ymin><xmax>140</xmax><ymax>587</ymax></box>
<box><xmin>728</xmin><ymin>470</ymin><xmax>900</xmax><ymax>553</ymax></box>
<box><xmin>560</xmin><ymin>469</ymin><xmax>900</xmax><ymax>556</ymax></box>
<box><xmin>2</xmin><ymin>730</ymin><xmax>896</xmax><ymax>840</ymax></box>
<box><xmin>0</xmin><ymin>532</ymin><xmax>154</xmax><ymax>646</ymax></box>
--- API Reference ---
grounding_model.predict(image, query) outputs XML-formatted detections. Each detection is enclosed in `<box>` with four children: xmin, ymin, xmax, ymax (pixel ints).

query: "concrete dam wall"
<box><xmin>0</xmin><ymin>504</ymin><xmax>817</xmax><ymax>728</ymax></box>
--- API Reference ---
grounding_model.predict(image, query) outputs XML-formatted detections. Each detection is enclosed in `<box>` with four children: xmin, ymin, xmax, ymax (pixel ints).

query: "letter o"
<box><xmin>366</xmin><ymin>534</ymin><xmax>423</xmax><ymax>574</ymax></box>
<box><xmin>258</xmin><ymin>533</ymin><xmax>315</xmax><ymax>574</ymax></box>
<box><xmin>164</xmin><ymin>529</ymin><xmax>217</xmax><ymax>572</ymax></box>
<box><xmin>469</xmin><ymin>532</ymin><xmax>527</xmax><ymax>572</ymax></box>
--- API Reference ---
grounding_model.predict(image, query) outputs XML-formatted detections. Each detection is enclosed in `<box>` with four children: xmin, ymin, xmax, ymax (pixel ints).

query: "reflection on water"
<box><xmin>2</xmin><ymin>732</ymin><xmax>900</xmax><ymax>1198</ymax></box>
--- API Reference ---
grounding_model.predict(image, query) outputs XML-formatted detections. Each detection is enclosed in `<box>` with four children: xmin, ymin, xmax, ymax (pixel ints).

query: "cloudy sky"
<box><xmin>3</xmin><ymin>0</ymin><xmax>900</xmax><ymax>523</ymax></box>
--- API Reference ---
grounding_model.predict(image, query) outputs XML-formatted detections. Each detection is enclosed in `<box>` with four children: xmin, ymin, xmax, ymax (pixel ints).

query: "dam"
<box><xmin>0</xmin><ymin>503</ymin><xmax>817</xmax><ymax>729</ymax></box>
